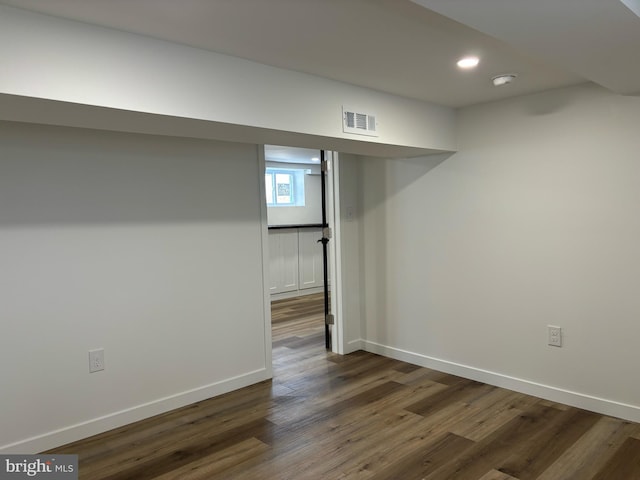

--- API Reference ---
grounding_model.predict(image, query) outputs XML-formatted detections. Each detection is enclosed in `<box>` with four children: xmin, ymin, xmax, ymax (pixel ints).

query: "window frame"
<box><xmin>265</xmin><ymin>167</ymin><xmax>304</xmax><ymax>207</ymax></box>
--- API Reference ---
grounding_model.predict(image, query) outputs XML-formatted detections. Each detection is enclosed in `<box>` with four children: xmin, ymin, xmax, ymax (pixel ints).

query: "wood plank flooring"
<box><xmin>271</xmin><ymin>292</ymin><xmax>325</xmax><ymax>324</ymax></box>
<box><xmin>47</xmin><ymin>294</ymin><xmax>640</xmax><ymax>479</ymax></box>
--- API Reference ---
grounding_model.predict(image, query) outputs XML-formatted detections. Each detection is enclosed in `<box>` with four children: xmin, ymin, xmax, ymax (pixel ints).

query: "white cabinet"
<box><xmin>268</xmin><ymin>227</ymin><xmax>326</xmax><ymax>297</ymax></box>
<box><xmin>268</xmin><ymin>229</ymin><xmax>299</xmax><ymax>294</ymax></box>
<box><xmin>298</xmin><ymin>228</ymin><xmax>324</xmax><ymax>290</ymax></box>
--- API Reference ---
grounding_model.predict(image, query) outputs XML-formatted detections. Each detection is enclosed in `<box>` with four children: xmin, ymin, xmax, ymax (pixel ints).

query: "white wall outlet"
<box><xmin>345</xmin><ymin>205</ymin><xmax>355</xmax><ymax>222</ymax></box>
<box><xmin>548</xmin><ymin>326</ymin><xmax>562</xmax><ymax>347</ymax></box>
<box><xmin>89</xmin><ymin>348</ymin><xmax>105</xmax><ymax>373</ymax></box>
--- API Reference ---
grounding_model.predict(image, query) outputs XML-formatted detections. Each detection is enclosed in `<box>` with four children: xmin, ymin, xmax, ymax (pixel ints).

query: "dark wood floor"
<box><xmin>48</xmin><ymin>294</ymin><xmax>640</xmax><ymax>479</ymax></box>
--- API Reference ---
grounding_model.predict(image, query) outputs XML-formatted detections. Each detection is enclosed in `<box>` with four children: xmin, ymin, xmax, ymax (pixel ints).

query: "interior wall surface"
<box><xmin>0</xmin><ymin>4</ymin><xmax>455</xmax><ymax>155</ymax></box>
<box><xmin>0</xmin><ymin>121</ymin><xmax>268</xmax><ymax>452</ymax></box>
<box><xmin>360</xmin><ymin>84</ymin><xmax>640</xmax><ymax>421</ymax></box>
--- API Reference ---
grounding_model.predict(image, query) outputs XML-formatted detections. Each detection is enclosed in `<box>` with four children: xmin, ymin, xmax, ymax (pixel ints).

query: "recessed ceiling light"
<box><xmin>492</xmin><ymin>74</ymin><xmax>517</xmax><ymax>86</ymax></box>
<box><xmin>457</xmin><ymin>56</ymin><xmax>479</xmax><ymax>69</ymax></box>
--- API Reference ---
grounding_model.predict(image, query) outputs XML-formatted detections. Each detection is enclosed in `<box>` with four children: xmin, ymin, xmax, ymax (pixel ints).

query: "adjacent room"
<box><xmin>265</xmin><ymin>145</ymin><xmax>332</xmax><ymax>350</ymax></box>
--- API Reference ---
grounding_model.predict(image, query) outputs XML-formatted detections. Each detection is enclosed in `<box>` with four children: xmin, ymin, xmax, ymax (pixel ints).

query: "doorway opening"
<box><xmin>263</xmin><ymin>145</ymin><xmax>337</xmax><ymax>352</ymax></box>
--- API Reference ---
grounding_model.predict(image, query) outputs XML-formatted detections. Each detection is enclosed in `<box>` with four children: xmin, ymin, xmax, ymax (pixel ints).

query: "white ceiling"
<box><xmin>1</xmin><ymin>0</ymin><xmax>638</xmax><ymax>107</ymax></box>
<box><xmin>265</xmin><ymin>145</ymin><xmax>321</xmax><ymax>165</ymax></box>
<box><xmin>413</xmin><ymin>0</ymin><xmax>640</xmax><ymax>96</ymax></box>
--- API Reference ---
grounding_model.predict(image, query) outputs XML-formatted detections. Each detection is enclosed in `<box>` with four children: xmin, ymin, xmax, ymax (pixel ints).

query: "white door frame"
<box><xmin>325</xmin><ymin>151</ymin><xmax>345</xmax><ymax>354</ymax></box>
<box><xmin>257</xmin><ymin>146</ymin><xmax>273</xmax><ymax>376</ymax></box>
<box><xmin>259</xmin><ymin>147</ymin><xmax>345</xmax><ymax>363</ymax></box>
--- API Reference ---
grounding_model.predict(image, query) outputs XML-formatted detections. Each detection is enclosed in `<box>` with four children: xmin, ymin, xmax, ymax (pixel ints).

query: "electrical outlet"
<box><xmin>345</xmin><ymin>205</ymin><xmax>355</xmax><ymax>222</ymax></box>
<box><xmin>548</xmin><ymin>326</ymin><xmax>562</xmax><ymax>347</ymax></box>
<box><xmin>89</xmin><ymin>348</ymin><xmax>105</xmax><ymax>373</ymax></box>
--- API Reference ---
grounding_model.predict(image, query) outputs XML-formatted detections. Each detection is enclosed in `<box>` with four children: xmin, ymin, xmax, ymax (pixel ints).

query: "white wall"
<box><xmin>360</xmin><ymin>84</ymin><xmax>640</xmax><ymax>421</ymax></box>
<box><xmin>0</xmin><ymin>122</ymin><xmax>268</xmax><ymax>453</ymax></box>
<box><xmin>266</xmin><ymin>162</ymin><xmax>322</xmax><ymax>226</ymax></box>
<box><xmin>0</xmin><ymin>3</ymin><xmax>456</xmax><ymax>453</ymax></box>
<box><xmin>0</xmin><ymin>4</ymin><xmax>455</xmax><ymax>156</ymax></box>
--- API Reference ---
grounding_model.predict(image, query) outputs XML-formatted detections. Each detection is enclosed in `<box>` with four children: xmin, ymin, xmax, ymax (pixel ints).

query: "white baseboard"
<box><xmin>363</xmin><ymin>340</ymin><xmax>640</xmax><ymax>423</ymax></box>
<box><xmin>1</xmin><ymin>368</ymin><xmax>271</xmax><ymax>454</ymax></box>
<box><xmin>271</xmin><ymin>286</ymin><xmax>324</xmax><ymax>301</ymax></box>
<box><xmin>344</xmin><ymin>338</ymin><xmax>364</xmax><ymax>354</ymax></box>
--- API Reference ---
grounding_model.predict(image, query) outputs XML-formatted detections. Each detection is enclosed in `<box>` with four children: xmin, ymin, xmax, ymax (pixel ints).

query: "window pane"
<box><xmin>275</xmin><ymin>173</ymin><xmax>292</xmax><ymax>204</ymax></box>
<box><xmin>264</xmin><ymin>167</ymin><xmax>305</xmax><ymax>207</ymax></box>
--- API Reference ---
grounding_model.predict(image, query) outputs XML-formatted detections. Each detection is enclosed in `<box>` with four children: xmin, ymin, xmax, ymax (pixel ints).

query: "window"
<box><xmin>265</xmin><ymin>167</ymin><xmax>305</xmax><ymax>206</ymax></box>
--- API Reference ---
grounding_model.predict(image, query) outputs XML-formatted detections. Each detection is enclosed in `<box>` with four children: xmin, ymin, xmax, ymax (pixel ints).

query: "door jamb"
<box><xmin>258</xmin><ymin>146</ymin><xmax>273</xmax><ymax>376</ymax></box>
<box><xmin>259</xmin><ymin>146</ymin><xmax>345</xmax><ymax>361</ymax></box>
<box><xmin>326</xmin><ymin>151</ymin><xmax>345</xmax><ymax>354</ymax></box>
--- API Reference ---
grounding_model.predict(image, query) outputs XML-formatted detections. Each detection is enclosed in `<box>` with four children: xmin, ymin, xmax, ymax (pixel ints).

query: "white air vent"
<box><xmin>342</xmin><ymin>106</ymin><xmax>378</xmax><ymax>137</ymax></box>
